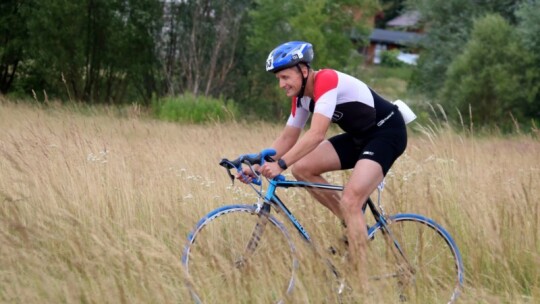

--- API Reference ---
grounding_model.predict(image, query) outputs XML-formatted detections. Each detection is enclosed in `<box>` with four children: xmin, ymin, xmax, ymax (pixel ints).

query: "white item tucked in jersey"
<box><xmin>393</xmin><ymin>100</ymin><xmax>417</xmax><ymax>124</ymax></box>
<box><xmin>286</xmin><ymin>70</ymin><xmax>375</xmax><ymax>129</ymax></box>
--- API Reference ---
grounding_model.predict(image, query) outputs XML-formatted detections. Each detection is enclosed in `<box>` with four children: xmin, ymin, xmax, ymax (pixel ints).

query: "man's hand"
<box><xmin>236</xmin><ymin>165</ymin><xmax>260</xmax><ymax>184</ymax></box>
<box><xmin>260</xmin><ymin>162</ymin><xmax>284</xmax><ymax>179</ymax></box>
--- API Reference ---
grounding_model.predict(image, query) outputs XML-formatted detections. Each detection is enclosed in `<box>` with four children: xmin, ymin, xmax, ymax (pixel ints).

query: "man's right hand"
<box><xmin>236</xmin><ymin>165</ymin><xmax>260</xmax><ymax>184</ymax></box>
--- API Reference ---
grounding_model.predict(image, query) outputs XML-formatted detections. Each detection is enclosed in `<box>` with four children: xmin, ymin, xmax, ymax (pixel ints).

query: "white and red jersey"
<box><xmin>286</xmin><ymin>69</ymin><xmax>396</xmax><ymax>136</ymax></box>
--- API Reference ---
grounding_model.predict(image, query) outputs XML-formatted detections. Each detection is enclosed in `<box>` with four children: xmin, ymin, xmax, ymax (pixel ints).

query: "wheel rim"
<box><xmin>183</xmin><ymin>206</ymin><xmax>297</xmax><ymax>303</ymax></box>
<box><xmin>367</xmin><ymin>216</ymin><xmax>463</xmax><ymax>303</ymax></box>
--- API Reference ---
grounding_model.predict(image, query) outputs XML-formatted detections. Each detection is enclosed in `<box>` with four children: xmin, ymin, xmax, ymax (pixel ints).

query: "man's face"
<box><xmin>275</xmin><ymin>67</ymin><xmax>303</xmax><ymax>97</ymax></box>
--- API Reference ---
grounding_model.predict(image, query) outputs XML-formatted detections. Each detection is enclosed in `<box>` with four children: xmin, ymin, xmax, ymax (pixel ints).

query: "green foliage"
<box><xmin>516</xmin><ymin>1</ymin><xmax>540</xmax><ymax>54</ymax></box>
<box><xmin>376</xmin><ymin>0</ymin><xmax>406</xmax><ymax>28</ymax></box>
<box><xmin>0</xmin><ymin>0</ymin><xmax>28</xmax><ymax>94</ymax></box>
<box><xmin>352</xmin><ymin>65</ymin><xmax>413</xmax><ymax>101</ymax></box>
<box><xmin>5</xmin><ymin>0</ymin><xmax>163</xmax><ymax>104</ymax></box>
<box><xmin>4</xmin><ymin>0</ymin><xmax>537</xmax><ymax>130</ymax></box>
<box><xmin>380</xmin><ymin>49</ymin><xmax>405</xmax><ymax>67</ymax></box>
<box><xmin>406</xmin><ymin>0</ymin><xmax>479</xmax><ymax>97</ymax></box>
<box><xmin>1</xmin><ymin>0</ymin><xmax>381</xmax><ymax>122</ymax></box>
<box><xmin>242</xmin><ymin>0</ymin><xmax>379</xmax><ymax>119</ymax></box>
<box><xmin>152</xmin><ymin>94</ymin><xmax>238</xmax><ymax>124</ymax></box>
<box><xmin>354</xmin><ymin>64</ymin><xmax>413</xmax><ymax>81</ymax></box>
<box><xmin>404</xmin><ymin>0</ymin><xmax>540</xmax><ymax>130</ymax></box>
<box><xmin>440</xmin><ymin>14</ymin><xmax>533</xmax><ymax>126</ymax></box>
<box><xmin>160</xmin><ymin>0</ymin><xmax>251</xmax><ymax>98</ymax></box>
<box><xmin>515</xmin><ymin>0</ymin><xmax>540</xmax><ymax>119</ymax></box>
<box><xmin>406</xmin><ymin>0</ymin><xmax>527</xmax><ymax>98</ymax></box>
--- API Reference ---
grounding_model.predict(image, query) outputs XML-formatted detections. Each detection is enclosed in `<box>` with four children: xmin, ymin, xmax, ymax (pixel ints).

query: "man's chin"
<box><xmin>285</xmin><ymin>91</ymin><xmax>298</xmax><ymax>97</ymax></box>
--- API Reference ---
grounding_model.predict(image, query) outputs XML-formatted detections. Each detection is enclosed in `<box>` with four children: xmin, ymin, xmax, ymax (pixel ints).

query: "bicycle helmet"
<box><xmin>265</xmin><ymin>41</ymin><xmax>314</xmax><ymax>73</ymax></box>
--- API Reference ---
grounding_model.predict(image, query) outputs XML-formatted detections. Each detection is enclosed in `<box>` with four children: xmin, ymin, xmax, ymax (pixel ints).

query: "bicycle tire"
<box><xmin>182</xmin><ymin>204</ymin><xmax>298</xmax><ymax>304</ymax></box>
<box><xmin>367</xmin><ymin>213</ymin><xmax>464</xmax><ymax>304</ymax></box>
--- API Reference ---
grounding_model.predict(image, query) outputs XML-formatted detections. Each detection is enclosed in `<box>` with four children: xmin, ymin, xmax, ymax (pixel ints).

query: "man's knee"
<box><xmin>291</xmin><ymin>161</ymin><xmax>309</xmax><ymax>180</ymax></box>
<box><xmin>340</xmin><ymin>191</ymin><xmax>368</xmax><ymax>215</ymax></box>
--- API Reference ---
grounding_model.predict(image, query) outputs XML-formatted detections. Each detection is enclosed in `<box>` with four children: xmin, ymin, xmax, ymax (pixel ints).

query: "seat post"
<box><xmin>376</xmin><ymin>179</ymin><xmax>387</xmax><ymax>217</ymax></box>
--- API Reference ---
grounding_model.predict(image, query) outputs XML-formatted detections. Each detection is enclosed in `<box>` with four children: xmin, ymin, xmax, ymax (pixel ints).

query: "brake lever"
<box><xmin>245</xmin><ymin>161</ymin><xmax>262</xmax><ymax>186</ymax></box>
<box><xmin>223</xmin><ymin>166</ymin><xmax>235</xmax><ymax>184</ymax></box>
<box><xmin>219</xmin><ymin>159</ymin><xmax>236</xmax><ymax>185</ymax></box>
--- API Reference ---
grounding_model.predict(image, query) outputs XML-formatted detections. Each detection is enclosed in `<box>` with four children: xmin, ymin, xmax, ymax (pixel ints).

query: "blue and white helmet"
<box><xmin>266</xmin><ymin>41</ymin><xmax>314</xmax><ymax>73</ymax></box>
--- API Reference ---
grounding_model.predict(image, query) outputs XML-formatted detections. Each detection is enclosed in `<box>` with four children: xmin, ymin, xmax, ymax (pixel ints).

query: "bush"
<box><xmin>440</xmin><ymin>14</ymin><xmax>534</xmax><ymax>127</ymax></box>
<box><xmin>152</xmin><ymin>94</ymin><xmax>238</xmax><ymax>123</ymax></box>
<box><xmin>515</xmin><ymin>1</ymin><xmax>540</xmax><ymax>121</ymax></box>
<box><xmin>380</xmin><ymin>49</ymin><xmax>405</xmax><ymax>68</ymax></box>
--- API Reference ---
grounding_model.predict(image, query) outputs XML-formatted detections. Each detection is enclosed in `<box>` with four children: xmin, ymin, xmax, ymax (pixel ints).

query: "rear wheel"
<box><xmin>182</xmin><ymin>204</ymin><xmax>297</xmax><ymax>303</ymax></box>
<box><xmin>367</xmin><ymin>214</ymin><xmax>464</xmax><ymax>303</ymax></box>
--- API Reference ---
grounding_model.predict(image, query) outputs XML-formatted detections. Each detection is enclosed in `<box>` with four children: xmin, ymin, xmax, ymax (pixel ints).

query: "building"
<box><xmin>364</xmin><ymin>11</ymin><xmax>425</xmax><ymax>65</ymax></box>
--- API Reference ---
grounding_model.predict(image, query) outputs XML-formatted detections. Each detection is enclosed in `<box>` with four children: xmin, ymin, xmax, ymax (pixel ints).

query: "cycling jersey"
<box><xmin>286</xmin><ymin>69</ymin><xmax>398</xmax><ymax>136</ymax></box>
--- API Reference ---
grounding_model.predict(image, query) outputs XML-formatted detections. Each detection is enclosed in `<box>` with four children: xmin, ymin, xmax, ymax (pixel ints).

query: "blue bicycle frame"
<box><xmin>187</xmin><ymin>148</ymin><xmax>464</xmax><ymax>303</ymax></box>
<box><xmin>221</xmin><ymin>148</ymin><xmax>394</xmax><ymax>241</ymax></box>
<box><xmin>220</xmin><ymin>147</ymin><xmax>463</xmax><ymax>279</ymax></box>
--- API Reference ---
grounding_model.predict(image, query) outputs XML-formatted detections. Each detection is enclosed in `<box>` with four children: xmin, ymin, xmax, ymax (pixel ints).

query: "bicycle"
<box><xmin>182</xmin><ymin>148</ymin><xmax>464</xmax><ymax>303</ymax></box>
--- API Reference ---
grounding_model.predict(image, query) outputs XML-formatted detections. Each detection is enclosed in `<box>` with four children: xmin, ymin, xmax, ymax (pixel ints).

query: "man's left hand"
<box><xmin>261</xmin><ymin>162</ymin><xmax>284</xmax><ymax>179</ymax></box>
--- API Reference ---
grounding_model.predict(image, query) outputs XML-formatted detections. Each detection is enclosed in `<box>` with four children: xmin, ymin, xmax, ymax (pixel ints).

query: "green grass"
<box><xmin>152</xmin><ymin>93</ymin><xmax>238</xmax><ymax>123</ymax></box>
<box><xmin>351</xmin><ymin>65</ymin><xmax>415</xmax><ymax>101</ymax></box>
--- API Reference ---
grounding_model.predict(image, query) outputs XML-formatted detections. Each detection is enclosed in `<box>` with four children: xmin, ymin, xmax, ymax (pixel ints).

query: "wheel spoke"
<box><xmin>367</xmin><ymin>216</ymin><xmax>463</xmax><ymax>303</ymax></box>
<box><xmin>183</xmin><ymin>206</ymin><xmax>296</xmax><ymax>303</ymax></box>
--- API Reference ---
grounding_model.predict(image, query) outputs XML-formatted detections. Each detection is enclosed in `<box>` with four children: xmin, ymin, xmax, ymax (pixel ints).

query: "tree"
<box><xmin>406</xmin><ymin>0</ymin><xmax>527</xmax><ymax>98</ymax></box>
<box><xmin>160</xmin><ymin>0</ymin><xmax>250</xmax><ymax>97</ymax></box>
<box><xmin>515</xmin><ymin>0</ymin><xmax>540</xmax><ymax>120</ymax></box>
<box><xmin>8</xmin><ymin>0</ymin><xmax>162</xmax><ymax>104</ymax></box>
<box><xmin>375</xmin><ymin>0</ymin><xmax>406</xmax><ymax>28</ymax></box>
<box><xmin>1</xmin><ymin>0</ymin><xmax>383</xmax><ymax>113</ymax></box>
<box><xmin>243</xmin><ymin>0</ymin><xmax>378</xmax><ymax>118</ymax></box>
<box><xmin>0</xmin><ymin>0</ymin><xmax>28</xmax><ymax>94</ymax></box>
<box><xmin>440</xmin><ymin>14</ymin><xmax>533</xmax><ymax>125</ymax></box>
<box><xmin>406</xmin><ymin>0</ymin><xmax>480</xmax><ymax>97</ymax></box>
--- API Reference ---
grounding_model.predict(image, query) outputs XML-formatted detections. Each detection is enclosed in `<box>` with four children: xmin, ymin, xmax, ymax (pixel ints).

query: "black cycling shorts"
<box><xmin>328</xmin><ymin>111</ymin><xmax>407</xmax><ymax>176</ymax></box>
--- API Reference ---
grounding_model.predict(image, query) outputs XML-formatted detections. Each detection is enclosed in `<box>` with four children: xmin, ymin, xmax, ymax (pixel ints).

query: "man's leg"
<box><xmin>290</xmin><ymin>140</ymin><xmax>343</xmax><ymax>219</ymax></box>
<box><xmin>341</xmin><ymin>159</ymin><xmax>384</xmax><ymax>289</ymax></box>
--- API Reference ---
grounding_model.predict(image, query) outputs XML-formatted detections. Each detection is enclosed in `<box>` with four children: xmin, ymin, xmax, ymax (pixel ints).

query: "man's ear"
<box><xmin>301</xmin><ymin>64</ymin><xmax>310</xmax><ymax>78</ymax></box>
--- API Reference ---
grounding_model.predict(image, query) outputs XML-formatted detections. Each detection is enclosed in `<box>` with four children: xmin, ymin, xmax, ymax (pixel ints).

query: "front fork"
<box><xmin>236</xmin><ymin>201</ymin><xmax>272</xmax><ymax>269</ymax></box>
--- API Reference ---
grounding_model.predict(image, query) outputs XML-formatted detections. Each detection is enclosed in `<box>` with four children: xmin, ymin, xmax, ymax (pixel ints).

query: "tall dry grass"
<box><xmin>0</xmin><ymin>100</ymin><xmax>538</xmax><ymax>303</ymax></box>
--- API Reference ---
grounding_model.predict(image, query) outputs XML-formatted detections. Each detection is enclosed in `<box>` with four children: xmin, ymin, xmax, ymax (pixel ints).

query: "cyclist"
<box><xmin>241</xmin><ymin>41</ymin><xmax>408</xmax><ymax>288</ymax></box>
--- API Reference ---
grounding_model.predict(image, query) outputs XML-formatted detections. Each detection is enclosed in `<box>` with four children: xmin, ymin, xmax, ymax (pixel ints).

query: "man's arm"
<box><xmin>279</xmin><ymin>113</ymin><xmax>331</xmax><ymax>166</ymax></box>
<box><xmin>271</xmin><ymin>124</ymin><xmax>302</xmax><ymax>159</ymax></box>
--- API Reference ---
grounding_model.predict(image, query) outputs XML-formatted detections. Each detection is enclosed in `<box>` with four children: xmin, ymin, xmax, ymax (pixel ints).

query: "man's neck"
<box><xmin>303</xmin><ymin>69</ymin><xmax>317</xmax><ymax>99</ymax></box>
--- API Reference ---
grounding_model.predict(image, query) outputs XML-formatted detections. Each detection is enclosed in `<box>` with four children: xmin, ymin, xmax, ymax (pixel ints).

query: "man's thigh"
<box><xmin>344</xmin><ymin>158</ymin><xmax>384</xmax><ymax>199</ymax></box>
<box><xmin>294</xmin><ymin>140</ymin><xmax>341</xmax><ymax>175</ymax></box>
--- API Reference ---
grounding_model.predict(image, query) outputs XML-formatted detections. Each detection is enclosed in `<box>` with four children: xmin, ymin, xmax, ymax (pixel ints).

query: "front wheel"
<box><xmin>367</xmin><ymin>214</ymin><xmax>464</xmax><ymax>304</ymax></box>
<box><xmin>182</xmin><ymin>204</ymin><xmax>297</xmax><ymax>304</ymax></box>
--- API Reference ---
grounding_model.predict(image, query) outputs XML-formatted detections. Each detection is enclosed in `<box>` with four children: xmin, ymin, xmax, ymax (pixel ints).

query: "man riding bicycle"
<box><xmin>240</xmin><ymin>41</ymin><xmax>408</xmax><ymax>288</ymax></box>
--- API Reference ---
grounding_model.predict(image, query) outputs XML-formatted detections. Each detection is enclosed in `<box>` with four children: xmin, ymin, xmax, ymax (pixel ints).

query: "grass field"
<box><xmin>0</xmin><ymin>100</ymin><xmax>539</xmax><ymax>303</ymax></box>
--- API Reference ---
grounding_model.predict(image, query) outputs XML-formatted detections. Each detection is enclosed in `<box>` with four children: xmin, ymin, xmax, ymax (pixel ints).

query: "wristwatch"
<box><xmin>277</xmin><ymin>159</ymin><xmax>288</xmax><ymax>170</ymax></box>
